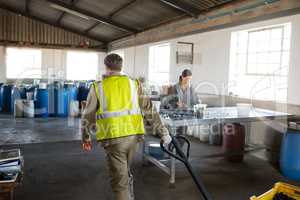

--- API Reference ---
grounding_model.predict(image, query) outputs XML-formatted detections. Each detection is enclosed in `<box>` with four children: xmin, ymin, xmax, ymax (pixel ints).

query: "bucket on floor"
<box><xmin>148</xmin><ymin>143</ymin><xmax>165</xmax><ymax>160</ymax></box>
<box><xmin>223</xmin><ymin>123</ymin><xmax>245</xmax><ymax>162</ymax></box>
<box><xmin>14</xmin><ymin>100</ymin><xmax>24</xmax><ymax>118</ymax></box>
<box><xmin>197</xmin><ymin>125</ymin><xmax>210</xmax><ymax>143</ymax></box>
<box><xmin>23</xmin><ymin>100</ymin><xmax>34</xmax><ymax>118</ymax></box>
<box><xmin>280</xmin><ymin>130</ymin><xmax>300</xmax><ymax>181</ymax></box>
<box><xmin>26</xmin><ymin>92</ymin><xmax>34</xmax><ymax>101</ymax></box>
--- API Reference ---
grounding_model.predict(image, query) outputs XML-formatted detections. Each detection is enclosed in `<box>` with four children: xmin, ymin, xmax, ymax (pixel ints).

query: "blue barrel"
<box><xmin>55</xmin><ymin>88</ymin><xmax>68</xmax><ymax>117</ymax></box>
<box><xmin>1</xmin><ymin>85</ymin><xmax>12</xmax><ymax>113</ymax></box>
<box><xmin>67</xmin><ymin>85</ymin><xmax>77</xmax><ymax>116</ymax></box>
<box><xmin>19</xmin><ymin>87</ymin><xmax>26</xmax><ymax>99</ymax></box>
<box><xmin>11</xmin><ymin>87</ymin><xmax>21</xmax><ymax>114</ymax></box>
<box><xmin>34</xmin><ymin>88</ymin><xmax>49</xmax><ymax>118</ymax></box>
<box><xmin>280</xmin><ymin>130</ymin><xmax>300</xmax><ymax>181</ymax></box>
<box><xmin>77</xmin><ymin>83</ymin><xmax>89</xmax><ymax>102</ymax></box>
<box><xmin>69</xmin><ymin>85</ymin><xmax>77</xmax><ymax>102</ymax></box>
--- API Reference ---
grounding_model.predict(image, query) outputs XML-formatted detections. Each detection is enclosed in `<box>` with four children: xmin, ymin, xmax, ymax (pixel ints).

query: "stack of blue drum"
<box><xmin>0</xmin><ymin>81</ymin><xmax>90</xmax><ymax>118</ymax></box>
<box><xmin>48</xmin><ymin>83</ymin><xmax>78</xmax><ymax>117</ymax></box>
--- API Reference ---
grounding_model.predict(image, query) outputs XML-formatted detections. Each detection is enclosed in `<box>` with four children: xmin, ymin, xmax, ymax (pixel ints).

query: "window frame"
<box><xmin>244</xmin><ymin>25</ymin><xmax>286</xmax><ymax>77</ymax></box>
<box><xmin>229</xmin><ymin>23</ymin><xmax>291</xmax><ymax>103</ymax></box>
<box><xmin>148</xmin><ymin>43</ymin><xmax>171</xmax><ymax>85</ymax></box>
<box><xmin>66</xmin><ymin>50</ymin><xmax>99</xmax><ymax>81</ymax></box>
<box><xmin>5</xmin><ymin>47</ymin><xmax>42</xmax><ymax>79</ymax></box>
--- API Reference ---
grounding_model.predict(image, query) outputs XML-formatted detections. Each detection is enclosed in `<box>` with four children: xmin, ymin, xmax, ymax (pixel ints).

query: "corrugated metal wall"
<box><xmin>0</xmin><ymin>9</ymin><xmax>101</xmax><ymax>48</ymax></box>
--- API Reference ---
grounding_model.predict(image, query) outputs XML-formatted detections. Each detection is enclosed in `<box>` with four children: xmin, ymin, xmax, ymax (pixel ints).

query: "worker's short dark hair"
<box><xmin>104</xmin><ymin>53</ymin><xmax>123</xmax><ymax>71</ymax></box>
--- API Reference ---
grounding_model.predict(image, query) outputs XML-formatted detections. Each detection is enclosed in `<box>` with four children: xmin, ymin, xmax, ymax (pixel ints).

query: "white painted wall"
<box><xmin>0</xmin><ymin>47</ymin><xmax>106</xmax><ymax>82</ymax></box>
<box><xmin>119</xmin><ymin>14</ymin><xmax>300</xmax><ymax>105</ymax></box>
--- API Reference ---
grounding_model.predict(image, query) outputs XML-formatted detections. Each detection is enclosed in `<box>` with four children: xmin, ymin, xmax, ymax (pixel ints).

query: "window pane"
<box><xmin>66</xmin><ymin>51</ymin><xmax>98</xmax><ymax>81</ymax></box>
<box><xmin>6</xmin><ymin>48</ymin><xmax>42</xmax><ymax>79</ymax></box>
<box><xmin>271</xmin><ymin>28</ymin><xmax>283</xmax><ymax>39</ymax></box>
<box><xmin>229</xmin><ymin>23</ymin><xmax>291</xmax><ymax>102</ymax></box>
<box><xmin>149</xmin><ymin>43</ymin><xmax>170</xmax><ymax>85</ymax></box>
<box><xmin>270</xmin><ymin>39</ymin><xmax>282</xmax><ymax>51</ymax></box>
<box><xmin>268</xmin><ymin>52</ymin><xmax>281</xmax><ymax>64</ymax></box>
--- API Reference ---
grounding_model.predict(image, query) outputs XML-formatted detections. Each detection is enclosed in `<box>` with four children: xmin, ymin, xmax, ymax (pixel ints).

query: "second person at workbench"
<box><xmin>162</xmin><ymin>69</ymin><xmax>199</xmax><ymax>110</ymax></box>
<box><xmin>161</xmin><ymin>69</ymin><xmax>199</xmax><ymax>147</ymax></box>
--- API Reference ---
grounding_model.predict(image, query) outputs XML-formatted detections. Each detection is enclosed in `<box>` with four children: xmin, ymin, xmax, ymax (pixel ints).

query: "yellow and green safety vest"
<box><xmin>93</xmin><ymin>75</ymin><xmax>145</xmax><ymax>141</ymax></box>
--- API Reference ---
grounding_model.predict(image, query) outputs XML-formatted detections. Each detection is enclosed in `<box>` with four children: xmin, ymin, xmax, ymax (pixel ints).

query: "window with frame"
<box><xmin>229</xmin><ymin>23</ymin><xmax>291</xmax><ymax>102</ymax></box>
<box><xmin>6</xmin><ymin>47</ymin><xmax>42</xmax><ymax>79</ymax></box>
<box><xmin>66</xmin><ymin>51</ymin><xmax>98</xmax><ymax>81</ymax></box>
<box><xmin>148</xmin><ymin>43</ymin><xmax>170</xmax><ymax>85</ymax></box>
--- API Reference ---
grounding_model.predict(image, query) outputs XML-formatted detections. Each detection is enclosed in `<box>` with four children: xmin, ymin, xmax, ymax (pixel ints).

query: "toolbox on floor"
<box><xmin>250</xmin><ymin>182</ymin><xmax>300</xmax><ymax>200</ymax></box>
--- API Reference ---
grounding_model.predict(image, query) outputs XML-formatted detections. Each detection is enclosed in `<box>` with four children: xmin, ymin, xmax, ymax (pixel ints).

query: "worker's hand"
<box><xmin>82</xmin><ymin>139</ymin><xmax>92</xmax><ymax>151</ymax></box>
<box><xmin>161</xmin><ymin>135</ymin><xmax>172</xmax><ymax>146</ymax></box>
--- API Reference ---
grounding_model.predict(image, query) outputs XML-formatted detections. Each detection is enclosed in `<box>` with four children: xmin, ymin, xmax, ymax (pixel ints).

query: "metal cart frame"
<box><xmin>143</xmin><ymin>107</ymin><xmax>291</xmax><ymax>186</ymax></box>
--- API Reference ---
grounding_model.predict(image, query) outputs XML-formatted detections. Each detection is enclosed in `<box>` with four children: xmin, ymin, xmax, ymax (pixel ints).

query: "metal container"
<box><xmin>23</xmin><ymin>100</ymin><xmax>34</xmax><ymax>118</ymax></box>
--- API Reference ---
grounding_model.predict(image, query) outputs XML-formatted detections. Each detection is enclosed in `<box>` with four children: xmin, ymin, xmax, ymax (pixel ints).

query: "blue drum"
<box><xmin>280</xmin><ymin>130</ymin><xmax>300</xmax><ymax>181</ymax></box>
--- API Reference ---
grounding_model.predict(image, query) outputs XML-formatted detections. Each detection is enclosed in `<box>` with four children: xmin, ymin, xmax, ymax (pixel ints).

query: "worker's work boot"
<box><xmin>128</xmin><ymin>172</ymin><xmax>134</xmax><ymax>200</ymax></box>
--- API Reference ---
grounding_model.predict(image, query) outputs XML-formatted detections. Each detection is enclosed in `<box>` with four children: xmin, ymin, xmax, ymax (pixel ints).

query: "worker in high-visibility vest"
<box><xmin>81</xmin><ymin>53</ymin><xmax>171</xmax><ymax>200</ymax></box>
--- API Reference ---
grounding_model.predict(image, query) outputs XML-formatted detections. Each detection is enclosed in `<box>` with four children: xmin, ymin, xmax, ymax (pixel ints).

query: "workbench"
<box><xmin>143</xmin><ymin>106</ymin><xmax>291</xmax><ymax>186</ymax></box>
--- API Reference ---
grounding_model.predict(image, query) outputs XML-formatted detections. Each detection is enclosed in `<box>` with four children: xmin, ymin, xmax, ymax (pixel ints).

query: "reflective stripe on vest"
<box><xmin>95</xmin><ymin>78</ymin><xmax>141</xmax><ymax>119</ymax></box>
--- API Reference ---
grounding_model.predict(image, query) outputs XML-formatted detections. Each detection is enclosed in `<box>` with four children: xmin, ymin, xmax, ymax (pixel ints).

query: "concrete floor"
<box><xmin>0</xmin><ymin>115</ymin><xmax>299</xmax><ymax>200</ymax></box>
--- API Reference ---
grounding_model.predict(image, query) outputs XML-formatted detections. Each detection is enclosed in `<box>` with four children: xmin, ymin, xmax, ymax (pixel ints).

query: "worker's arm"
<box><xmin>81</xmin><ymin>85</ymin><xmax>98</xmax><ymax>146</ymax></box>
<box><xmin>137</xmin><ymin>81</ymin><xmax>169</xmax><ymax>138</ymax></box>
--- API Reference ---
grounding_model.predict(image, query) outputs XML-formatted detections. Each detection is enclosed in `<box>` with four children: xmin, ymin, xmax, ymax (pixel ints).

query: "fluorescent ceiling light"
<box><xmin>50</xmin><ymin>3</ymin><xmax>90</xmax><ymax>20</ymax></box>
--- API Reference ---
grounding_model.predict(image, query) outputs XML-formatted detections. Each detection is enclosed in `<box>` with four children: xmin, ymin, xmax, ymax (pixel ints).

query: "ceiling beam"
<box><xmin>109</xmin><ymin>0</ymin><xmax>138</xmax><ymax>18</ymax></box>
<box><xmin>159</xmin><ymin>0</ymin><xmax>200</xmax><ymax>17</ymax></box>
<box><xmin>0</xmin><ymin>3</ymin><xmax>108</xmax><ymax>47</ymax></box>
<box><xmin>108</xmin><ymin>0</ymin><xmax>300</xmax><ymax>51</ymax></box>
<box><xmin>84</xmin><ymin>22</ymin><xmax>100</xmax><ymax>34</ymax></box>
<box><xmin>48</xmin><ymin>0</ymin><xmax>138</xmax><ymax>33</ymax></box>
<box><xmin>56</xmin><ymin>0</ymin><xmax>79</xmax><ymax>25</ymax></box>
<box><xmin>25</xmin><ymin>0</ymin><xmax>30</xmax><ymax>14</ymax></box>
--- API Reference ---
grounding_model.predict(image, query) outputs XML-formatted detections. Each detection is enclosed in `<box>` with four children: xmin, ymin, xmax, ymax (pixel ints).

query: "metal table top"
<box><xmin>161</xmin><ymin>107</ymin><xmax>291</xmax><ymax>127</ymax></box>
